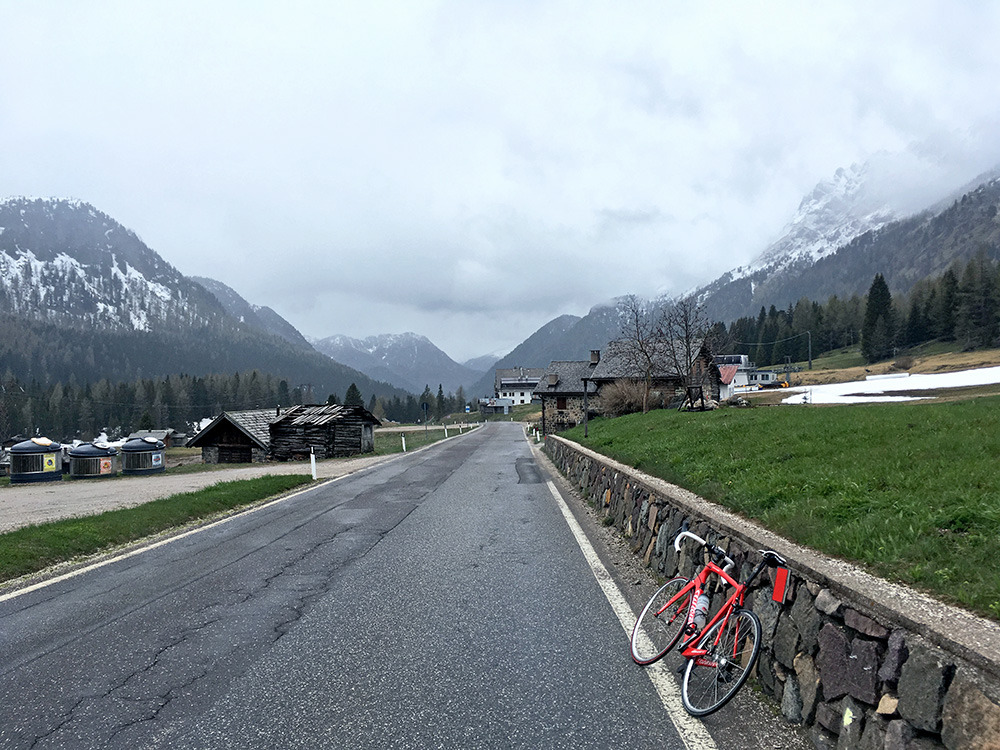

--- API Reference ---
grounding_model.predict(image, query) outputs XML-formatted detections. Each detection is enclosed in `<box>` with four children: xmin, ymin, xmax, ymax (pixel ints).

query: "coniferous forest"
<box><xmin>0</xmin><ymin>369</ymin><xmax>470</xmax><ymax>443</ymax></box>
<box><xmin>723</xmin><ymin>251</ymin><xmax>1000</xmax><ymax>367</ymax></box>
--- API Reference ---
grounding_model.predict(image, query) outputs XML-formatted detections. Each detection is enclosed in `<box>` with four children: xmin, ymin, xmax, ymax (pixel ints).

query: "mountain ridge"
<box><xmin>312</xmin><ymin>332</ymin><xmax>481</xmax><ymax>396</ymax></box>
<box><xmin>0</xmin><ymin>198</ymin><xmax>406</xmax><ymax>403</ymax></box>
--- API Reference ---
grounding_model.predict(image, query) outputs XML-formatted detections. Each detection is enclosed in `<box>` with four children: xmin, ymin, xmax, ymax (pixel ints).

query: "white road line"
<box><xmin>0</xmin><ymin>479</ymin><xmax>338</xmax><ymax>604</ymax></box>
<box><xmin>544</xmin><ymin>479</ymin><xmax>717</xmax><ymax>750</ymax></box>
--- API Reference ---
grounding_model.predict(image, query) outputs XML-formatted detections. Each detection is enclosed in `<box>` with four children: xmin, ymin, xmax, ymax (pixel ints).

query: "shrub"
<box><xmin>600</xmin><ymin>379</ymin><xmax>649</xmax><ymax>417</ymax></box>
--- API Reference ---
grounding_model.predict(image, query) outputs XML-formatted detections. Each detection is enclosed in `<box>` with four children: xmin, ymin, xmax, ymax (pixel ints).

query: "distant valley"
<box><xmin>1</xmin><ymin>146</ymin><xmax>998</xmax><ymax>411</ymax></box>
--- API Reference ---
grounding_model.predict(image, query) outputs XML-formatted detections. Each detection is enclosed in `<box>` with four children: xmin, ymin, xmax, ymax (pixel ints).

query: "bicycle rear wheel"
<box><xmin>630</xmin><ymin>577</ymin><xmax>691</xmax><ymax>665</ymax></box>
<box><xmin>681</xmin><ymin>608</ymin><xmax>761</xmax><ymax>716</ymax></box>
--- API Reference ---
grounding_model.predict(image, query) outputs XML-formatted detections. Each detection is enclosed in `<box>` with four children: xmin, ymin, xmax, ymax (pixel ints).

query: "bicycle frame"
<box><xmin>632</xmin><ymin>526</ymin><xmax>788</xmax><ymax>716</ymax></box>
<box><xmin>658</xmin><ymin>558</ymin><xmax>747</xmax><ymax>661</ymax></box>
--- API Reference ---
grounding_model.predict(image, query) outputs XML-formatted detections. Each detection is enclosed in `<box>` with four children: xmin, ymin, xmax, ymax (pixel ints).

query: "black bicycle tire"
<box><xmin>680</xmin><ymin>607</ymin><xmax>762</xmax><ymax>716</ymax></box>
<box><xmin>630</xmin><ymin>577</ymin><xmax>691</xmax><ymax>665</ymax></box>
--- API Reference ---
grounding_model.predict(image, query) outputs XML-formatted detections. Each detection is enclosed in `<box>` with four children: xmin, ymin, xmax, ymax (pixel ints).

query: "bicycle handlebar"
<box><xmin>673</xmin><ymin>530</ymin><xmax>736</xmax><ymax>577</ymax></box>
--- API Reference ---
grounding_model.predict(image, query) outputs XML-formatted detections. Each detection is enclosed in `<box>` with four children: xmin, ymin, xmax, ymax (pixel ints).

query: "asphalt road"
<box><xmin>0</xmin><ymin>423</ymin><xmax>691</xmax><ymax>749</ymax></box>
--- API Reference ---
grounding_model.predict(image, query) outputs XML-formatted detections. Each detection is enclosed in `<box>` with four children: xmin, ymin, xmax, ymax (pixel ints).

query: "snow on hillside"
<box><xmin>783</xmin><ymin>367</ymin><xmax>1000</xmax><ymax>405</ymax></box>
<box><xmin>730</xmin><ymin>162</ymin><xmax>896</xmax><ymax>282</ymax></box>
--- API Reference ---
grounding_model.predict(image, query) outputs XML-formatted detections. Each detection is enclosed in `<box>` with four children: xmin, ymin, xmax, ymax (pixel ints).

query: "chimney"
<box><xmin>276</xmin><ymin>405</ymin><xmax>281</xmax><ymax>417</ymax></box>
<box><xmin>590</xmin><ymin>350</ymin><xmax>601</xmax><ymax>365</ymax></box>
<box><xmin>548</xmin><ymin>373</ymin><xmax>559</xmax><ymax>386</ymax></box>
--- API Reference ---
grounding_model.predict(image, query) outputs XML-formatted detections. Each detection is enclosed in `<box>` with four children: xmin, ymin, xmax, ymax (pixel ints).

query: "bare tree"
<box><xmin>659</xmin><ymin>298</ymin><xmax>712</xmax><ymax>383</ymax></box>
<box><xmin>606</xmin><ymin>295</ymin><xmax>669</xmax><ymax>413</ymax></box>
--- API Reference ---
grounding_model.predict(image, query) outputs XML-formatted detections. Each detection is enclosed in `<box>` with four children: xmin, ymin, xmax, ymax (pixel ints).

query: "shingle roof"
<box><xmin>271</xmin><ymin>404</ymin><xmax>381</xmax><ymax>428</ymax></box>
<box><xmin>590</xmin><ymin>340</ymin><xmax>707</xmax><ymax>382</ymax></box>
<box><xmin>188</xmin><ymin>408</ymin><xmax>275</xmax><ymax>450</ymax></box>
<box><xmin>532</xmin><ymin>361</ymin><xmax>599</xmax><ymax>397</ymax></box>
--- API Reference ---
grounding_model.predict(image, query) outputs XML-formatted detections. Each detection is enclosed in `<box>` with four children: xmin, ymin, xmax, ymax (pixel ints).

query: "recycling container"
<box><xmin>9</xmin><ymin>437</ymin><xmax>63</xmax><ymax>484</ymax></box>
<box><xmin>121</xmin><ymin>436</ymin><xmax>166</xmax><ymax>475</ymax></box>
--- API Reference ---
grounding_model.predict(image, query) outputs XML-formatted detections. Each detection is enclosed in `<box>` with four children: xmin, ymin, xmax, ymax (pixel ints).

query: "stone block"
<box><xmin>845</xmin><ymin>608</ymin><xmax>890</xmax><ymax>640</ymax></box>
<box><xmin>773</xmin><ymin>612</ymin><xmax>801</xmax><ymax>669</ymax></box>
<box><xmin>879</xmin><ymin>630</ymin><xmax>909</xmax><ymax>684</ymax></box>
<box><xmin>846</xmin><ymin>638</ymin><xmax>882</xmax><ymax>705</ymax></box>
<box><xmin>816</xmin><ymin>700</ymin><xmax>843</xmax><ymax>735</ymax></box>
<box><xmin>858</xmin><ymin>713</ymin><xmax>888</xmax><ymax>750</ymax></box>
<box><xmin>877</xmin><ymin>694</ymin><xmax>899</xmax><ymax>717</ymax></box>
<box><xmin>643</xmin><ymin>535</ymin><xmax>656</xmax><ymax>566</ymax></box>
<box><xmin>790</xmin><ymin>585</ymin><xmax>822</xmax><ymax>655</ymax></box>
<box><xmin>837</xmin><ymin>697</ymin><xmax>864</xmax><ymax>750</ymax></box>
<box><xmin>897</xmin><ymin>641</ymin><xmax>954</xmax><ymax>733</ymax></box>
<box><xmin>754</xmin><ymin>588</ymin><xmax>782</xmax><ymax>642</ymax></box>
<box><xmin>795</xmin><ymin>652</ymin><xmax>821</xmax><ymax>723</ymax></box>
<box><xmin>816</xmin><ymin>588</ymin><xmax>843</xmax><ymax>616</ymax></box>
<box><xmin>782</xmin><ymin>673</ymin><xmax>803</xmax><ymax>724</ymax></box>
<box><xmin>758</xmin><ymin>655</ymin><xmax>777</xmax><ymax>696</ymax></box>
<box><xmin>817</xmin><ymin>623</ymin><xmax>851</xmax><ymax>701</ymax></box>
<box><xmin>941</xmin><ymin>671</ymin><xmax>1000</xmax><ymax>750</ymax></box>
<box><xmin>884</xmin><ymin>720</ymin><xmax>915</xmax><ymax>750</ymax></box>
<box><xmin>647</xmin><ymin>502</ymin><xmax>658</xmax><ymax>530</ymax></box>
<box><xmin>811</xmin><ymin>725</ymin><xmax>838</xmax><ymax>750</ymax></box>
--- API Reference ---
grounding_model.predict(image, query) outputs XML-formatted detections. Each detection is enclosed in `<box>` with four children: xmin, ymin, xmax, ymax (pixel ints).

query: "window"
<box><xmin>557</xmin><ymin>397</ymin><xmax>567</xmax><ymax>410</ymax></box>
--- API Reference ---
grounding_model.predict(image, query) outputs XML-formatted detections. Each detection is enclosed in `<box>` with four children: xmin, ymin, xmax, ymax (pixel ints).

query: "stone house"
<box><xmin>588</xmin><ymin>341</ymin><xmax>722</xmax><ymax>407</ymax></box>
<box><xmin>533</xmin><ymin>354</ymin><xmax>600</xmax><ymax>435</ymax></box>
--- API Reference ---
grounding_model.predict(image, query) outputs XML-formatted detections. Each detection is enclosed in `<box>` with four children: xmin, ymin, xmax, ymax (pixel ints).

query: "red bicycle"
<box><xmin>630</xmin><ymin>526</ymin><xmax>787</xmax><ymax>716</ymax></box>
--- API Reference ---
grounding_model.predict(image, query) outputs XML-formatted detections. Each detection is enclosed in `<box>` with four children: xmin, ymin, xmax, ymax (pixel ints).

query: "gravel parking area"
<box><xmin>0</xmin><ymin>454</ymin><xmax>396</xmax><ymax>533</ymax></box>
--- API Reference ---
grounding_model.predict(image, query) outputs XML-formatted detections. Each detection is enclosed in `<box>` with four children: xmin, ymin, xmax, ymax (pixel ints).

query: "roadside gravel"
<box><xmin>0</xmin><ymin>454</ymin><xmax>397</xmax><ymax>533</ymax></box>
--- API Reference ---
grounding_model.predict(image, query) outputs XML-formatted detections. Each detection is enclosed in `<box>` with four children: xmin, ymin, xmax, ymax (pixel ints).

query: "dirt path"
<box><xmin>0</xmin><ymin>454</ymin><xmax>397</xmax><ymax>533</ymax></box>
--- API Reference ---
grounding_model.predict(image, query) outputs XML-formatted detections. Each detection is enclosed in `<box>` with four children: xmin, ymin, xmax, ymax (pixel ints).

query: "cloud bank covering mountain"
<box><xmin>4</xmin><ymin>4</ymin><xmax>1000</xmax><ymax>361</ymax></box>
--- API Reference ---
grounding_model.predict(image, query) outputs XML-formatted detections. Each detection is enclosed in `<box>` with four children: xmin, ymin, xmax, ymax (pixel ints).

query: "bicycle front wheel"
<box><xmin>630</xmin><ymin>577</ymin><xmax>691</xmax><ymax>665</ymax></box>
<box><xmin>681</xmin><ymin>608</ymin><xmax>762</xmax><ymax>716</ymax></box>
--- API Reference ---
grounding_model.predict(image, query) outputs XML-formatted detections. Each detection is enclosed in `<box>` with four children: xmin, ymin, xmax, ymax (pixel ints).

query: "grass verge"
<box><xmin>0</xmin><ymin>474</ymin><xmax>314</xmax><ymax>584</ymax></box>
<box><xmin>561</xmin><ymin>397</ymin><xmax>1000</xmax><ymax>620</ymax></box>
<box><xmin>374</xmin><ymin>425</ymin><xmax>475</xmax><ymax>455</ymax></box>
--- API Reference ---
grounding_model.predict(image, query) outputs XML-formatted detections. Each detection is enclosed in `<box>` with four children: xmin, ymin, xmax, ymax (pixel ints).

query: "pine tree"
<box><xmin>862</xmin><ymin>274</ymin><xmax>895</xmax><ymax>363</ymax></box>
<box><xmin>344</xmin><ymin>383</ymin><xmax>363</xmax><ymax>406</ymax></box>
<box><xmin>435</xmin><ymin>384</ymin><xmax>446</xmax><ymax>419</ymax></box>
<box><xmin>955</xmin><ymin>251</ymin><xmax>999</xmax><ymax>348</ymax></box>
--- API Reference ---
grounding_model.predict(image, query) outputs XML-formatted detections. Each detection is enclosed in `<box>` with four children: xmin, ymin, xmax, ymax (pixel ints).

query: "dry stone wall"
<box><xmin>544</xmin><ymin>435</ymin><xmax>1000</xmax><ymax>750</ymax></box>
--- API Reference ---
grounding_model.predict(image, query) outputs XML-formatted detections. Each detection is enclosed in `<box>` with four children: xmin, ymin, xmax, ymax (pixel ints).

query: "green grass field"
<box><xmin>374</xmin><ymin>425</ymin><xmax>475</xmax><ymax>454</ymax></box>
<box><xmin>0</xmin><ymin>474</ymin><xmax>314</xmax><ymax>584</ymax></box>
<box><xmin>561</xmin><ymin>397</ymin><xmax>1000</xmax><ymax>620</ymax></box>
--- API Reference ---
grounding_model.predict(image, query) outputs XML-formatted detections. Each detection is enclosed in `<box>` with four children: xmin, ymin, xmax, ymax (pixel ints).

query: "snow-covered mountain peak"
<box><xmin>736</xmin><ymin>161</ymin><xmax>897</xmax><ymax>280</ymax></box>
<box><xmin>0</xmin><ymin>197</ymin><xmax>217</xmax><ymax>332</ymax></box>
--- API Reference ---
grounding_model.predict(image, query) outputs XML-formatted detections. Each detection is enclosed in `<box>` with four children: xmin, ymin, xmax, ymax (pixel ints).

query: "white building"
<box><xmin>494</xmin><ymin>367</ymin><xmax>545</xmax><ymax>405</ymax></box>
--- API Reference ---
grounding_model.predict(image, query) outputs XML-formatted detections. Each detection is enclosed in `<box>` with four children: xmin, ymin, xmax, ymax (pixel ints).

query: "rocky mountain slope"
<box><xmin>0</xmin><ymin>198</ymin><xmax>404</xmax><ymax>402</ymax></box>
<box><xmin>191</xmin><ymin>276</ymin><xmax>313</xmax><ymax>351</ymax></box>
<box><xmin>695</xmin><ymin>158</ymin><xmax>1000</xmax><ymax>322</ymax></box>
<box><xmin>312</xmin><ymin>332</ymin><xmax>481</xmax><ymax>395</ymax></box>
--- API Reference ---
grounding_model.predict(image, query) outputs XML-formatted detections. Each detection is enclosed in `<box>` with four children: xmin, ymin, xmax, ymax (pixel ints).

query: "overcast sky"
<box><xmin>3</xmin><ymin>1</ymin><xmax>1000</xmax><ymax>362</ymax></box>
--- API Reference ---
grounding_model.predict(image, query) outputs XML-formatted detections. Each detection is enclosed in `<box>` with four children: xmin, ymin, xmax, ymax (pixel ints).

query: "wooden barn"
<box><xmin>187</xmin><ymin>409</ymin><xmax>273</xmax><ymax>464</ymax></box>
<box><xmin>269</xmin><ymin>404</ymin><xmax>381</xmax><ymax>460</ymax></box>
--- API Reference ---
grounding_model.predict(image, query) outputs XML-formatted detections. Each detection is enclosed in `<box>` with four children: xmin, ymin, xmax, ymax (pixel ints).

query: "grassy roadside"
<box><xmin>0</xmin><ymin>474</ymin><xmax>314</xmax><ymax>584</ymax></box>
<box><xmin>374</xmin><ymin>424</ymin><xmax>476</xmax><ymax>454</ymax></box>
<box><xmin>560</xmin><ymin>397</ymin><xmax>1000</xmax><ymax>620</ymax></box>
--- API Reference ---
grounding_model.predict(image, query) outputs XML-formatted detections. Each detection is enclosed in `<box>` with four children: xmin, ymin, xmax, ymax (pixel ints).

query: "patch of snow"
<box><xmin>782</xmin><ymin>366</ymin><xmax>1000</xmax><ymax>405</ymax></box>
